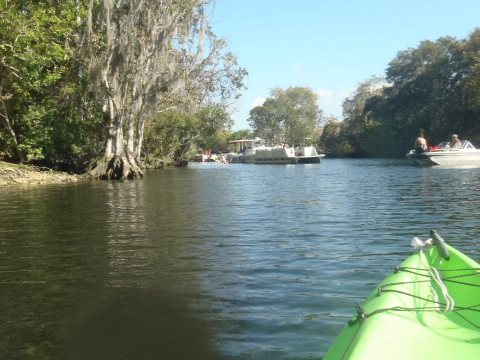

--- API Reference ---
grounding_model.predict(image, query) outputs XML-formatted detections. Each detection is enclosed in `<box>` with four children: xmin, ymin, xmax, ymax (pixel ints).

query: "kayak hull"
<box><xmin>323</xmin><ymin>243</ymin><xmax>480</xmax><ymax>359</ymax></box>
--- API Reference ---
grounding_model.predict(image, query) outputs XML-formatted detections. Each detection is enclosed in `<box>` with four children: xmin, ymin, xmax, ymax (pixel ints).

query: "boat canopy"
<box><xmin>228</xmin><ymin>138</ymin><xmax>265</xmax><ymax>152</ymax></box>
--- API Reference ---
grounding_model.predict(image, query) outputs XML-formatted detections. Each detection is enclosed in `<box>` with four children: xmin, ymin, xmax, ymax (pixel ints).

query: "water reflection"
<box><xmin>64</xmin><ymin>288</ymin><xmax>217</xmax><ymax>360</ymax></box>
<box><xmin>0</xmin><ymin>183</ymin><xmax>110</xmax><ymax>359</ymax></box>
<box><xmin>0</xmin><ymin>180</ymin><xmax>219</xmax><ymax>359</ymax></box>
<box><xmin>105</xmin><ymin>181</ymin><xmax>151</xmax><ymax>289</ymax></box>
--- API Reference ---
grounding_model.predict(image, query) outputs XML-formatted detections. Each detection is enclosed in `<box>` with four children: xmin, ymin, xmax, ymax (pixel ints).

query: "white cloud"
<box><xmin>251</xmin><ymin>96</ymin><xmax>267</xmax><ymax>108</ymax></box>
<box><xmin>315</xmin><ymin>89</ymin><xmax>343</xmax><ymax>118</ymax></box>
<box><xmin>316</xmin><ymin>89</ymin><xmax>334</xmax><ymax>99</ymax></box>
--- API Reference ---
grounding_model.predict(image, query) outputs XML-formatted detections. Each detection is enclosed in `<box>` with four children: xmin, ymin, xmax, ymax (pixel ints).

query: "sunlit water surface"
<box><xmin>1</xmin><ymin>159</ymin><xmax>480</xmax><ymax>359</ymax></box>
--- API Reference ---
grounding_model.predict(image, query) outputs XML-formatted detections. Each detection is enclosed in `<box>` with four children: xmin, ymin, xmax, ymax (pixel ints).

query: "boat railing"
<box><xmin>435</xmin><ymin>141</ymin><xmax>477</xmax><ymax>151</ymax></box>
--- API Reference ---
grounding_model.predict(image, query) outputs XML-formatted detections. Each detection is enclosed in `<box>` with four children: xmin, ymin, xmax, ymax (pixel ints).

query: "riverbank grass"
<box><xmin>0</xmin><ymin>161</ymin><xmax>79</xmax><ymax>185</ymax></box>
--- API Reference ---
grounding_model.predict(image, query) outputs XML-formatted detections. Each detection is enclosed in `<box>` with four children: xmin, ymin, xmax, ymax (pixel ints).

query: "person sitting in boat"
<box><xmin>414</xmin><ymin>132</ymin><xmax>428</xmax><ymax>153</ymax></box>
<box><xmin>450</xmin><ymin>134</ymin><xmax>462</xmax><ymax>149</ymax></box>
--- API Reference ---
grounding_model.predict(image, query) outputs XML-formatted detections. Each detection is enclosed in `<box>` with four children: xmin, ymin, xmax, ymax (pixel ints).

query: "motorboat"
<box><xmin>406</xmin><ymin>140</ymin><xmax>480</xmax><ymax>166</ymax></box>
<box><xmin>226</xmin><ymin>138</ymin><xmax>268</xmax><ymax>163</ymax></box>
<box><xmin>254</xmin><ymin>145</ymin><xmax>297</xmax><ymax>164</ymax></box>
<box><xmin>254</xmin><ymin>145</ymin><xmax>325</xmax><ymax>164</ymax></box>
<box><xmin>295</xmin><ymin>145</ymin><xmax>325</xmax><ymax>164</ymax></box>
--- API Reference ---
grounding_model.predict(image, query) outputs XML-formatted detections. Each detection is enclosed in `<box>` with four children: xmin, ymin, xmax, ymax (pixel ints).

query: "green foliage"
<box><xmin>143</xmin><ymin>106</ymin><xmax>232</xmax><ymax>162</ymax></box>
<box><xmin>330</xmin><ymin>29</ymin><xmax>480</xmax><ymax>157</ymax></box>
<box><xmin>190</xmin><ymin>106</ymin><xmax>232</xmax><ymax>153</ymax></box>
<box><xmin>6</xmin><ymin>2</ymin><xmax>478</xmax><ymax>167</ymax></box>
<box><xmin>144</xmin><ymin>111</ymin><xmax>200</xmax><ymax>161</ymax></box>
<box><xmin>230</xmin><ymin>129</ymin><xmax>254</xmax><ymax>140</ymax></box>
<box><xmin>199</xmin><ymin>128</ymin><xmax>231</xmax><ymax>153</ymax></box>
<box><xmin>196</xmin><ymin>106</ymin><xmax>232</xmax><ymax>137</ymax></box>
<box><xmin>1</xmin><ymin>0</ymin><xmax>244</xmax><ymax>172</ymax></box>
<box><xmin>0</xmin><ymin>0</ymin><xmax>107</xmax><ymax>171</ymax></box>
<box><xmin>319</xmin><ymin>117</ymin><xmax>341</xmax><ymax>155</ymax></box>
<box><xmin>248</xmin><ymin>86</ymin><xmax>321</xmax><ymax>145</ymax></box>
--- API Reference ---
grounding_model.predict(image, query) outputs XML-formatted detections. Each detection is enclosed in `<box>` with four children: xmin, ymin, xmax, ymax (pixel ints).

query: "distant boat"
<box><xmin>407</xmin><ymin>140</ymin><xmax>480</xmax><ymax>166</ymax></box>
<box><xmin>254</xmin><ymin>145</ymin><xmax>325</xmax><ymax>164</ymax></box>
<box><xmin>226</xmin><ymin>138</ymin><xmax>268</xmax><ymax>163</ymax></box>
<box><xmin>254</xmin><ymin>145</ymin><xmax>297</xmax><ymax>164</ymax></box>
<box><xmin>227</xmin><ymin>139</ymin><xmax>325</xmax><ymax>165</ymax></box>
<box><xmin>295</xmin><ymin>145</ymin><xmax>325</xmax><ymax>164</ymax></box>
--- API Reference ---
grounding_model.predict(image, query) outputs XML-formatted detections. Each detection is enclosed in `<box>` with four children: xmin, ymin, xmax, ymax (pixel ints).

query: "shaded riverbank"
<box><xmin>0</xmin><ymin>157</ymin><xmax>183</xmax><ymax>186</ymax></box>
<box><xmin>0</xmin><ymin>161</ymin><xmax>79</xmax><ymax>186</ymax></box>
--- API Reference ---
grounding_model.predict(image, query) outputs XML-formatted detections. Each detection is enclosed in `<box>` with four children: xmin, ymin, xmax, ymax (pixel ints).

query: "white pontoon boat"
<box><xmin>226</xmin><ymin>138</ymin><xmax>268</xmax><ymax>163</ymax></box>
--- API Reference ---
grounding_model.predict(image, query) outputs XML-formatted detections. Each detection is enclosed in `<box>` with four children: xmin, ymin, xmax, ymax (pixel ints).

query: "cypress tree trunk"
<box><xmin>84</xmin><ymin>0</ymin><xmax>204</xmax><ymax>179</ymax></box>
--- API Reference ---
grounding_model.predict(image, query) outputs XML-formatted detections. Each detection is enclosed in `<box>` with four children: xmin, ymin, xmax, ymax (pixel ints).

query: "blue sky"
<box><xmin>210</xmin><ymin>0</ymin><xmax>480</xmax><ymax>130</ymax></box>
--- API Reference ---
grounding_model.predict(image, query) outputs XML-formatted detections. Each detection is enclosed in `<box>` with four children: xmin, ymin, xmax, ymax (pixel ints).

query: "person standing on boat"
<box><xmin>414</xmin><ymin>131</ymin><xmax>428</xmax><ymax>153</ymax></box>
<box><xmin>450</xmin><ymin>134</ymin><xmax>462</xmax><ymax>149</ymax></box>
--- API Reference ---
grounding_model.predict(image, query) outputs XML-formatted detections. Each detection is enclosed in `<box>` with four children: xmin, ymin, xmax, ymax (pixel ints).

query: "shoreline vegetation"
<box><xmin>0</xmin><ymin>161</ymin><xmax>79</xmax><ymax>186</ymax></box>
<box><xmin>2</xmin><ymin>2</ymin><xmax>479</xmax><ymax>179</ymax></box>
<box><xmin>0</xmin><ymin>2</ymin><xmax>247</xmax><ymax>181</ymax></box>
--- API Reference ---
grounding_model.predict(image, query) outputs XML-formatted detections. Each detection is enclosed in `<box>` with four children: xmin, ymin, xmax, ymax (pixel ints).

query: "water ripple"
<box><xmin>1</xmin><ymin>160</ymin><xmax>480</xmax><ymax>359</ymax></box>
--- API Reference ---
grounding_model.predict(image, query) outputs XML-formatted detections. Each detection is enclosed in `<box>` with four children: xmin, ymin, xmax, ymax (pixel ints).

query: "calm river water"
<box><xmin>1</xmin><ymin>159</ymin><xmax>480</xmax><ymax>359</ymax></box>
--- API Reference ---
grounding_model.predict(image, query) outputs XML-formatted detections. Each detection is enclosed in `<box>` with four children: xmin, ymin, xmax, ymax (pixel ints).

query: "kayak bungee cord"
<box><xmin>347</xmin><ymin>296</ymin><xmax>480</xmax><ymax>331</ymax></box>
<box><xmin>420</xmin><ymin>247</ymin><xmax>455</xmax><ymax>312</ymax></box>
<box><xmin>324</xmin><ymin>231</ymin><xmax>480</xmax><ymax>360</ymax></box>
<box><xmin>346</xmin><ymin>235</ymin><xmax>480</xmax><ymax>327</ymax></box>
<box><xmin>391</xmin><ymin>266</ymin><xmax>480</xmax><ymax>288</ymax></box>
<box><xmin>412</xmin><ymin>235</ymin><xmax>454</xmax><ymax>312</ymax></box>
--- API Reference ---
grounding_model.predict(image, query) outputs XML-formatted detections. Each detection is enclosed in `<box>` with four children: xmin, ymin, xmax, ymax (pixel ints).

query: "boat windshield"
<box><xmin>437</xmin><ymin>141</ymin><xmax>477</xmax><ymax>150</ymax></box>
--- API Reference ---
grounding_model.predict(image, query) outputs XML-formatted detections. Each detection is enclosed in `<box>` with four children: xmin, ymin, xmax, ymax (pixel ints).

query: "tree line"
<box><xmin>321</xmin><ymin>29</ymin><xmax>480</xmax><ymax>157</ymax></box>
<box><xmin>0</xmin><ymin>0</ymin><xmax>246</xmax><ymax>178</ymax></box>
<box><xmin>248</xmin><ymin>30</ymin><xmax>480</xmax><ymax>158</ymax></box>
<box><xmin>247</xmin><ymin>87</ymin><xmax>322</xmax><ymax>146</ymax></box>
<box><xmin>2</xmin><ymin>2</ymin><xmax>479</xmax><ymax>174</ymax></box>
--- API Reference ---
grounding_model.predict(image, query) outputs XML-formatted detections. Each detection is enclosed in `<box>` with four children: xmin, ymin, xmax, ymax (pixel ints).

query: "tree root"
<box><xmin>90</xmin><ymin>156</ymin><xmax>144</xmax><ymax>180</ymax></box>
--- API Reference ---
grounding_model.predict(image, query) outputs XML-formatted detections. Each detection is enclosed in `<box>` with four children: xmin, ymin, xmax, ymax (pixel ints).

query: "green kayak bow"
<box><xmin>323</xmin><ymin>231</ymin><xmax>480</xmax><ymax>360</ymax></box>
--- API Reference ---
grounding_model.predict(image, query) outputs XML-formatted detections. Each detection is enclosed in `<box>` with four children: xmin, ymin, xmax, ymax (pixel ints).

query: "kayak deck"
<box><xmin>323</xmin><ymin>241</ymin><xmax>480</xmax><ymax>359</ymax></box>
